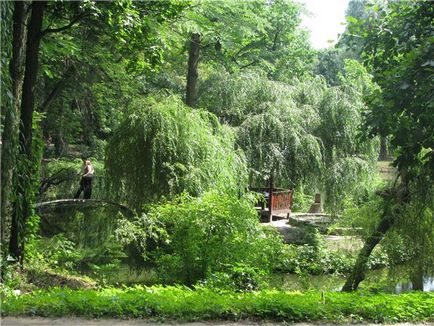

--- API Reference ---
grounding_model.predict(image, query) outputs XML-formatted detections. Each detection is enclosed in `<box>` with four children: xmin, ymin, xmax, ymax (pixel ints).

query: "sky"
<box><xmin>299</xmin><ymin>0</ymin><xmax>350</xmax><ymax>49</ymax></box>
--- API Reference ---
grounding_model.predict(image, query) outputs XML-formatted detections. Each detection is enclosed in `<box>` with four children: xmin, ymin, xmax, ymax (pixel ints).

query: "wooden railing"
<box><xmin>271</xmin><ymin>190</ymin><xmax>292</xmax><ymax>216</ymax></box>
<box><xmin>251</xmin><ymin>187</ymin><xmax>292</xmax><ymax>222</ymax></box>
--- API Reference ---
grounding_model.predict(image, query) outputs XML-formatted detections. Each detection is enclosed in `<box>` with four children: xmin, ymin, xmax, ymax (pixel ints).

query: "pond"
<box><xmin>37</xmin><ymin>201</ymin><xmax>131</xmax><ymax>248</ymax></box>
<box><xmin>111</xmin><ymin>265</ymin><xmax>434</xmax><ymax>294</ymax></box>
<box><xmin>269</xmin><ymin>269</ymin><xmax>434</xmax><ymax>294</ymax></box>
<box><xmin>37</xmin><ymin>206</ymin><xmax>433</xmax><ymax>294</ymax></box>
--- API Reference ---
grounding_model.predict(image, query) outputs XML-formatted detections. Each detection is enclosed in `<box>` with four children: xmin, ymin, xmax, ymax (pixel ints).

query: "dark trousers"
<box><xmin>74</xmin><ymin>176</ymin><xmax>92</xmax><ymax>199</ymax></box>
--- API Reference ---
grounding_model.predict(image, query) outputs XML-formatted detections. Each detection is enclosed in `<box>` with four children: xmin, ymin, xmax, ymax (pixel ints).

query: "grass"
<box><xmin>2</xmin><ymin>286</ymin><xmax>434</xmax><ymax>323</ymax></box>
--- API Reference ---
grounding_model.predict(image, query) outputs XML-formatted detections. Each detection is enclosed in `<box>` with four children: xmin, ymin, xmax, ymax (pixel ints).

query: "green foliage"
<box><xmin>144</xmin><ymin>191</ymin><xmax>286</xmax><ymax>285</ymax></box>
<box><xmin>387</xmin><ymin>185</ymin><xmax>434</xmax><ymax>277</ymax></box>
<box><xmin>290</xmin><ymin>188</ymin><xmax>313</xmax><ymax>213</ymax></box>
<box><xmin>346</xmin><ymin>0</ymin><xmax>433</xmax><ymax>182</ymax></box>
<box><xmin>26</xmin><ymin>205</ymin><xmax>132</xmax><ymax>284</ymax></box>
<box><xmin>201</xmin><ymin>70</ymin><xmax>323</xmax><ymax>188</ymax></box>
<box><xmin>114</xmin><ymin>212</ymin><xmax>167</xmax><ymax>271</ymax></box>
<box><xmin>200</xmin><ymin>264</ymin><xmax>268</xmax><ymax>292</ymax></box>
<box><xmin>279</xmin><ymin>243</ymin><xmax>355</xmax><ymax>276</ymax></box>
<box><xmin>106</xmin><ymin>96</ymin><xmax>247</xmax><ymax>210</ymax></box>
<box><xmin>313</xmin><ymin>48</ymin><xmax>350</xmax><ymax>86</ymax></box>
<box><xmin>200</xmin><ymin>68</ymin><xmax>379</xmax><ymax>212</ymax></box>
<box><xmin>9</xmin><ymin>113</ymin><xmax>45</xmax><ymax>260</ymax></box>
<box><xmin>101</xmin><ymin>0</ymin><xmax>189</xmax><ymax>72</ymax></box>
<box><xmin>38</xmin><ymin>0</ymin><xmax>188</xmax><ymax>157</ymax></box>
<box><xmin>274</xmin><ymin>227</ymin><xmax>390</xmax><ymax>275</ymax></box>
<box><xmin>340</xmin><ymin>196</ymin><xmax>383</xmax><ymax>237</ymax></box>
<box><xmin>180</xmin><ymin>0</ymin><xmax>313</xmax><ymax>77</ymax></box>
<box><xmin>2</xmin><ymin>286</ymin><xmax>434</xmax><ymax>323</ymax></box>
<box><xmin>0</xmin><ymin>263</ymin><xmax>28</xmax><ymax>292</ymax></box>
<box><xmin>0</xmin><ymin>0</ymin><xmax>12</xmax><ymax>120</ymax></box>
<box><xmin>334</xmin><ymin>0</ymin><xmax>434</xmax><ymax>290</ymax></box>
<box><xmin>27</xmin><ymin>232</ymin><xmax>125</xmax><ymax>285</ymax></box>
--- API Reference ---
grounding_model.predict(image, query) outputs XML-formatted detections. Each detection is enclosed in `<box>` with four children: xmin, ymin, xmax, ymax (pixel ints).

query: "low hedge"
<box><xmin>2</xmin><ymin>286</ymin><xmax>434</xmax><ymax>323</ymax></box>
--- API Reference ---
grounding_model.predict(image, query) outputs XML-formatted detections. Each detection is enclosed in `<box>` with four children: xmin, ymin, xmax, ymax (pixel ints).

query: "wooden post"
<box><xmin>186</xmin><ymin>33</ymin><xmax>200</xmax><ymax>108</ymax></box>
<box><xmin>268</xmin><ymin>173</ymin><xmax>274</xmax><ymax>222</ymax></box>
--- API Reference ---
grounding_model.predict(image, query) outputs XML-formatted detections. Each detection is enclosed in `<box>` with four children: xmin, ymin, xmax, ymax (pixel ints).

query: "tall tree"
<box><xmin>181</xmin><ymin>0</ymin><xmax>312</xmax><ymax>106</ymax></box>
<box><xmin>199</xmin><ymin>61</ymin><xmax>379</xmax><ymax>211</ymax></box>
<box><xmin>1</xmin><ymin>1</ymin><xmax>30</xmax><ymax>248</ymax></box>
<box><xmin>4</xmin><ymin>0</ymin><xmax>189</xmax><ymax>260</ymax></box>
<box><xmin>342</xmin><ymin>0</ymin><xmax>434</xmax><ymax>291</ymax></box>
<box><xmin>9</xmin><ymin>1</ymin><xmax>47</xmax><ymax>259</ymax></box>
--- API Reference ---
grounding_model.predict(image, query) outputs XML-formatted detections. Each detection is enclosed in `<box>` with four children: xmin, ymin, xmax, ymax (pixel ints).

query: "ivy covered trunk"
<box><xmin>185</xmin><ymin>32</ymin><xmax>200</xmax><ymax>108</ymax></box>
<box><xmin>1</xmin><ymin>1</ymin><xmax>31</xmax><ymax>250</ymax></box>
<box><xmin>9</xmin><ymin>1</ymin><xmax>46</xmax><ymax>260</ymax></box>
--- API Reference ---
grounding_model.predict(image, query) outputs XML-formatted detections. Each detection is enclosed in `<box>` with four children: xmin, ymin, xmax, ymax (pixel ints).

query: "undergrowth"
<box><xmin>2</xmin><ymin>286</ymin><xmax>433</xmax><ymax>323</ymax></box>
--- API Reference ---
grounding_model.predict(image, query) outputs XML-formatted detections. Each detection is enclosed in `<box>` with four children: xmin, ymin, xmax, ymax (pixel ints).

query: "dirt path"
<box><xmin>1</xmin><ymin>318</ymin><xmax>433</xmax><ymax>326</ymax></box>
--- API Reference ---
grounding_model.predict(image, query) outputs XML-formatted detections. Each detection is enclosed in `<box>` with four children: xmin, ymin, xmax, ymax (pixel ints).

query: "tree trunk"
<box><xmin>54</xmin><ymin>104</ymin><xmax>65</xmax><ymax>156</ymax></box>
<box><xmin>379</xmin><ymin>137</ymin><xmax>388</xmax><ymax>161</ymax></box>
<box><xmin>1</xmin><ymin>1</ymin><xmax>31</xmax><ymax>249</ymax></box>
<box><xmin>19</xmin><ymin>1</ymin><xmax>45</xmax><ymax>156</ymax></box>
<box><xmin>341</xmin><ymin>211</ymin><xmax>394</xmax><ymax>292</ymax></box>
<box><xmin>9</xmin><ymin>1</ymin><xmax>46</xmax><ymax>260</ymax></box>
<box><xmin>185</xmin><ymin>33</ymin><xmax>200</xmax><ymax>108</ymax></box>
<box><xmin>342</xmin><ymin>178</ymin><xmax>410</xmax><ymax>292</ymax></box>
<box><xmin>410</xmin><ymin>265</ymin><xmax>424</xmax><ymax>291</ymax></box>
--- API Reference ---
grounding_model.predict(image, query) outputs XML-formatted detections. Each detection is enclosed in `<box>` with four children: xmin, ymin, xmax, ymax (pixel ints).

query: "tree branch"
<box><xmin>40</xmin><ymin>64</ymin><xmax>76</xmax><ymax>112</ymax></box>
<box><xmin>239</xmin><ymin>59</ymin><xmax>259</xmax><ymax>70</ymax></box>
<box><xmin>41</xmin><ymin>12</ymin><xmax>85</xmax><ymax>36</ymax></box>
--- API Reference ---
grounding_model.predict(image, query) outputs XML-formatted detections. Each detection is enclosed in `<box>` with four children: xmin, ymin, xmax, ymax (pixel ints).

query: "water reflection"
<box><xmin>395</xmin><ymin>276</ymin><xmax>434</xmax><ymax>293</ymax></box>
<box><xmin>39</xmin><ymin>205</ymin><xmax>122</xmax><ymax>247</ymax></box>
<box><xmin>270</xmin><ymin>271</ymin><xmax>434</xmax><ymax>294</ymax></box>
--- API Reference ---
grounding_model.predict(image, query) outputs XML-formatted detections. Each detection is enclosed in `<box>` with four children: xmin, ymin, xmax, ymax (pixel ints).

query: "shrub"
<box><xmin>200</xmin><ymin>264</ymin><xmax>268</xmax><ymax>292</ymax></box>
<box><xmin>146</xmin><ymin>191</ymin><xmax>286</xmax><ymax>284</ymax></box>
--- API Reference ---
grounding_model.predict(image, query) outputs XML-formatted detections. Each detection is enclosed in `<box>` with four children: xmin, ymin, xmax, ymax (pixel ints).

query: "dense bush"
<box><xmin>199</xmin><ymin>264</ymin><xmax>268</xmax><ymax>292</ymax></box>
<box><xmin>142</xmin><ymin>191</ymin><xmax>286</xmax><ymax>285</ymax></box>
<box><xmin>2</xmin><ymin>286</ymin><xmax>433</xmax><ymax>323</ymax></box>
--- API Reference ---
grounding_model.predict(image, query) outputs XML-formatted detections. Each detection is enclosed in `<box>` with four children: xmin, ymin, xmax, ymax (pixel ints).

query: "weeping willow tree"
<box><xmin>105</xmin><ymin>96</ymin><xmax>247</xmax><ymax>211</ymax></box>
<box><xmin>314</xmin><ymin>60</ymin><xmax>380</xmax><ymax>212</ymax></box>
<box><xmin>199</xmin><ymin>69</ymin><xmax>323</xmax><ymax>190</ymax></box>
<box><xmin>199</xmin><ymin>61</ymin><xmax>379</xmax><ymax>212</ymax></box>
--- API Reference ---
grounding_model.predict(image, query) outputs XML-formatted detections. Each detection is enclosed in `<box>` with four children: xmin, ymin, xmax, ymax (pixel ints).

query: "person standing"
<box><xmin>74</xmin><ymin>158</ymin><xmax>94</xmax><ymax>199</ymax></box>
